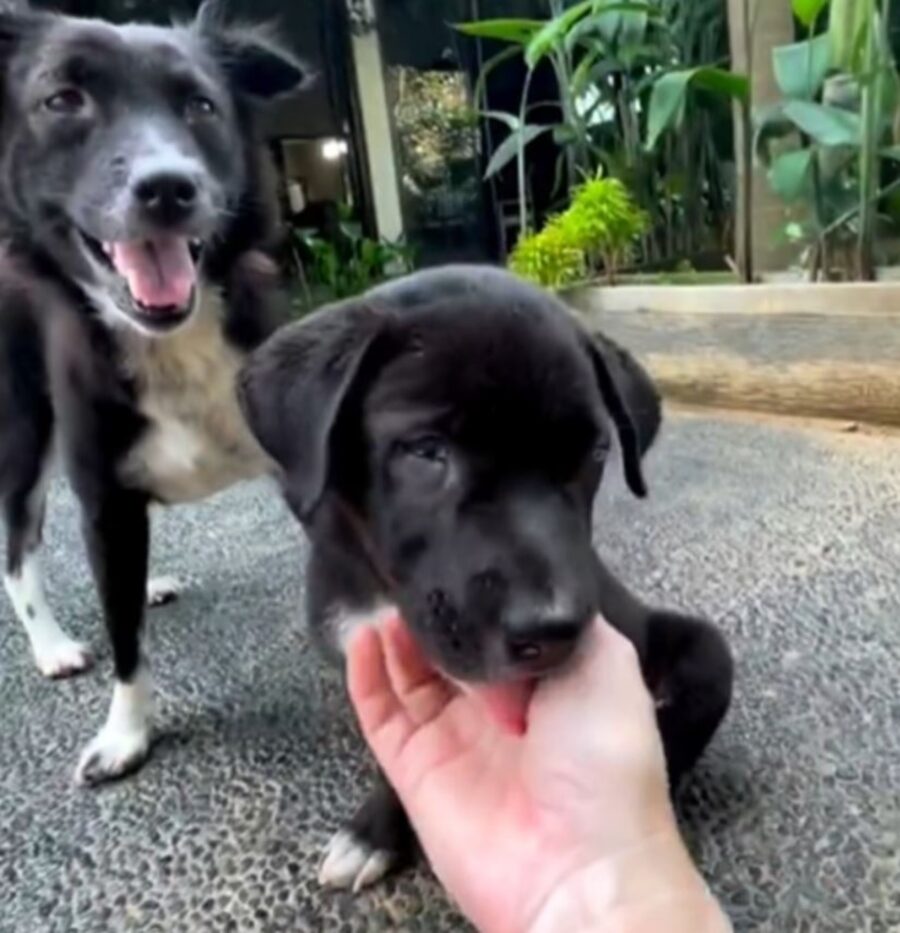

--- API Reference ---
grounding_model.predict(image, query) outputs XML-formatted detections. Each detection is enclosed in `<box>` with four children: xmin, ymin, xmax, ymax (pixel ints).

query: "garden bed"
<box><xmin>568</xmin><ymin>282</ymin><xmax>900</xmax><ymax>427</ymax></box>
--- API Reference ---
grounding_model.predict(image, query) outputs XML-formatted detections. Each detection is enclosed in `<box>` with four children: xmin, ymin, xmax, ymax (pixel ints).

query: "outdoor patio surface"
<box><xmin>2</xmin><ymin>410</ymin><xmax>899</xmax><ymax>932</ymax></box>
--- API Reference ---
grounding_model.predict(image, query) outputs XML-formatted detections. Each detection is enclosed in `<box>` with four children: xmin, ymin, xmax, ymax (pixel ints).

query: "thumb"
<box><xmin>532</xmin><ymin>616</ymin><xmax>655</xmax><ymax>726</ymax></box>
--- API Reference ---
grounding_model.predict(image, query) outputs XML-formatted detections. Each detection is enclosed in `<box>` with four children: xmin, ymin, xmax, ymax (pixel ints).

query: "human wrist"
<box><xmin>522</xmin><ymin>832</ymin><xmax>728</xmax><ymax>933</ymax></box>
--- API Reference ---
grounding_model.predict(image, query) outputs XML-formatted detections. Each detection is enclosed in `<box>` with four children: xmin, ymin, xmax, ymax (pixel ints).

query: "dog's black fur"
<box><xmin>240</xmin><ymin>264</ymin><xmax>734</xmax><ymax>891</ymax></box>
<box><xmin>0</xmin><ymin>0</ymin><xmax>302</xmax><ymax>784</ymax></box>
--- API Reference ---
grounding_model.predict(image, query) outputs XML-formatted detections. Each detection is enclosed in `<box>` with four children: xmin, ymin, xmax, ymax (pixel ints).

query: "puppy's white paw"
<box><xmin>33</xmin><ymin>636</ymin><xmax>93</xmax><ymax>679</ymax></box>
<box><xmin>146</xmin><ymin>575</ymin><xmax>182</xmax><ymax>608</ymax></box>
<box><xmin>318</xmin><ymin>829</ymin><xmax>396</xmax><ymax>893</ymax></box>
<box><xmin>74</xmin><ymin>721</ymin><xmax>152</xmax><ymax>786</ymax></box>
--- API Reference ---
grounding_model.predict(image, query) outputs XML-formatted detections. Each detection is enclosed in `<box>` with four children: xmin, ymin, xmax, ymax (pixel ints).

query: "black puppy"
<box><xmin>239</xmin><ymin>265</ymin><xmax>733</xmax><ymax>892</ymax></box>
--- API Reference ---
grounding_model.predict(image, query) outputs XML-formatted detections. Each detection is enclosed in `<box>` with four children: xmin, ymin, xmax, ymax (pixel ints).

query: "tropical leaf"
<box><xmin>484</xmin><ymin>123</ymin><xmax>554</xmax><ymax>179</ymax></box>
<box><xmin>783</xmin><ymin>100</ymin><xmax>862</xmax><ymax>146</ymax></box>
<box><xmin>524</xmin><ymin>0</ymin><xmax>592</xmax><ymax>67</ymax></box>
<box><xmin>480</xmin><ymin>109</ymin><xmax>520</xmax><ymax>131</ymax></box>
<box><xmin>525</xmin><ymin>1</ymin><xmax>657</xmax><ymax>68</ymax></box>
<box><xmin>792</xmin><ymin>0</ymin><xmax>829</xmax><ymax>29</ymax></box>
<box><xmin>618</xmin><ymin>7</ymin><xmax>648</xmax><ymax>48</ymax></box>
<box><xmin>772</xmin><ymin>35</ymin><xmax>832</xmax><ymax>100</ymax></box>
<box><xmin>767</xmin><ymin>148</ymin><xmax>814</xmax><ymax>201</ymax></box>
<box><xmin>829</xmin><ymin>0</ymin><xmax>872</xmax><ymax>72</ymax></box>
<box><xmin>454</xmin><ymin>18</ymin><xmax>544</xmax><ymax>45</ymax></box>
<box><xmin>754</xmin><ymin>100</ymin><xmax>863</xmax><ymax>164</ymax></box>
<box><xmin>646</xmin><ymin>67</ymin><xmax>749</xmax><ymax>150</ymax></box>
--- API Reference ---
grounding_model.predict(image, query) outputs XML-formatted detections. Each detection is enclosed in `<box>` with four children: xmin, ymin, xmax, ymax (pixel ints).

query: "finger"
<box><xmin>587</xmin><ymin>617</ymin><xmax>644</xmax><ymax>683</ymax></box>
<box><xmin>348</xmin><ymin>624</ymin><xmax>432</xmax><ymax>776</ymax></box>
<box><xmin>347</xmin><ymin>625</ymin><xmax>402</xmax><ymax>737</ymax></box>
<box><xmin>382</xmin><ymin>615</ymin><xmax>456</xmax><ymax>727</ymax></box>
<box><xmin>585</xmin><ymin>617</ymin><xmax>651</xmax><ymax>702</ymax></box>
<box><xmin>537</xmin><ymin>616</ymin><xmax>654</xmax><ymax>721</ymax></box>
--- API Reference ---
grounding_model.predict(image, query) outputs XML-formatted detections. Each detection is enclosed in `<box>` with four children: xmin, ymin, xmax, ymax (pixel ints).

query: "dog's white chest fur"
<box><xmin>118</xmin><ymin>288</ymin><xmax>270</xmax><ymax>503</ymax></box>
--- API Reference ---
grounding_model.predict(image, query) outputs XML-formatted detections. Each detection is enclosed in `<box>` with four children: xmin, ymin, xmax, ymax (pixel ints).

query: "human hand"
<box><xmin>347</xmin><ymin>615</ymin><xmax>727</xmax><ymax>933</ymax></box>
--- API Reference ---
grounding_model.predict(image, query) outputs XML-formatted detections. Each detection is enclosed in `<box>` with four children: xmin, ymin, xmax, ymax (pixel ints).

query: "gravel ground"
<box><xmin>1</xmin><ymin>410</ymin><xmax>899</xmax><ymax>933</ymax></box>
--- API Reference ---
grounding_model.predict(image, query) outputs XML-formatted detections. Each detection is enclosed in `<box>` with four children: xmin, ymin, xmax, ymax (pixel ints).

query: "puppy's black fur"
<box><xmin>240</xmin><ymin>265</ymin><xmax>733</xmax><ymax>892</ymax></box>
<box><xmin>0</xmin><ymin>1</ymin><xmax>302</xmax><ymax>784</ymax></box>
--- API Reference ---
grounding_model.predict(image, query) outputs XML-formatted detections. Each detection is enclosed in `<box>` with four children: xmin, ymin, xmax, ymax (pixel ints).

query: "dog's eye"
<box><xmin>391</xmin><ymin>436</ymin><xmax>450</xmax><ymax>492</ymax></box>
<box><xmin>184</xmin><ymin>95</ymin><xmax>217</xmax><ymax>120</ymax></box>
<box><xmin>403</xmin><ymin>437</ymin><xmax>448</xmax><ymax>464</ymax></box>
<box><xmin>44</xmin><ymin>88</ymin><xmax>87</xmax><ymax>114</ymax></box>
<box><xmin>591</xmin><ymin>439</ymin><xmax>610</xmax><ymax>463</ymax></box>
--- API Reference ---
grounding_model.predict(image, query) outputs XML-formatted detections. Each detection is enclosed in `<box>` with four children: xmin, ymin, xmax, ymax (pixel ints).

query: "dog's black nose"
<box><xmin>505</xmin><ymin>617</ymin><xmax>583</xmax><ymax>671</ymax></box>
<box><xmin>134</xmin><ymin>172</ymin><xmax>198</xmax><ymax>225</ymax></box>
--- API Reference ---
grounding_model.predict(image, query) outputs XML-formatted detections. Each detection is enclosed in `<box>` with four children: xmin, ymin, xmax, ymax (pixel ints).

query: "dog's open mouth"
<box><xmin>79</xmin><ymin>230</ymin><xmax>203</xmax><ymax>325</ymax></box>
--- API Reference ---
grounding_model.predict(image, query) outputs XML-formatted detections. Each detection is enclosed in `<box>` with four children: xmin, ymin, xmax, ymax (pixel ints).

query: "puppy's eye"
<box><xmin>591</xmin><ymin>439</ymin><xmax>610</xmax><ymax>463</ymax></box>
<box><xmin>391</xmin><ymin>436</ymin><xmax>450</xmax><ymax>492</ymax></box>
<box><xmin>403</xmin><ymin>437</ymin><xmax>448</xmax><ymax>464</ymax></box>
<box><xmin>44</xmin><ymin>88</ymin><xmax>87</xmax><ymax>114</ymax></box>
<box><xmin>184</xmin><ymin>95</ymin><xmax>217</xmax><ymax>120</ymax></box>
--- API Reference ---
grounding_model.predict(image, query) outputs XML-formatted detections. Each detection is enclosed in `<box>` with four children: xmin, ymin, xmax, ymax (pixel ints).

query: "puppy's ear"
<box><xmin>195</xmin><ymin>2</ymin><xmax>305</xmax><ymax>99</ymax></box>
<box><xmin>584</xmin><ymin>334</ymin><xmax>660</xmax><ymax>498</ymax></box>
<box><xmin>591</xmin><ymin>333</ymin><xmax>662</xmax><ymax>456</ymax></box>
<box><xmin>238</xmin><ymin>301</ymin><xmax>383</xmax><ymax>521</ymax></box>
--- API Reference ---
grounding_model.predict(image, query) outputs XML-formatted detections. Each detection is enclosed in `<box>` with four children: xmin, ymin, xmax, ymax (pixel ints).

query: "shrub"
<box><xmin>508</xmin><ymin>222</ymin><xmax>585</xmax><ymax>288</ymax></box>
<box><xmin>509</xmin><ymin>174</ymin><xmax>647</xmax><ymax>288</ymax></box>
<box><xmin>563</xmin><ymin>176</ymin><xmax>648</xmax><ymax>283</ymax></box>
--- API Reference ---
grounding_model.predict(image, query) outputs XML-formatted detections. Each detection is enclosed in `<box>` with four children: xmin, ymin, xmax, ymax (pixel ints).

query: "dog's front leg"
<box><xmin>319</xmin><ymin>769</ymin><xmax>416</xmax><ymax>892</ymax></box>
<box><xmin>74</xmin><ymin>490</ymin><xmax>153</xmax><ymax>786</ymax></box>
<box><xmin>644</xmin><ymin>610</ymin><xmax>734</xmax><ymax>787</ymax></box>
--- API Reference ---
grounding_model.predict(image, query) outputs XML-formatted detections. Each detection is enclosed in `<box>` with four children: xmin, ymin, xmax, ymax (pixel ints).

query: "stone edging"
<box><xmin>566</xmin><ymin>285</ymin><xmax>900</xmax><ymax>427</ymax></box>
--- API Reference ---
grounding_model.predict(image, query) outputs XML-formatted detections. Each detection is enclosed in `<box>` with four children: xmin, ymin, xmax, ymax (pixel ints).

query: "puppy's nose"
<box><xmin>134</xmin><ymin>172</ymin><xmax>198</xmax><ymax>225</ymax></box>
<box><xmin>505</xmin><ymin>617</ymin><xmax>583</xmax><ymax>671</ymax></box>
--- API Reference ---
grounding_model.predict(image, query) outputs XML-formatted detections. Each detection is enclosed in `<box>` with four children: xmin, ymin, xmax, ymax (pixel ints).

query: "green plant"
<box><xmin>457</xmin><ymin>1</ymin><xmax>661</xmax><ymax>235</ymax></box>
<box><xmin>559</xmin><ymin>174</ymin><xmax>650</xmax><ymax>280</ymax></box>
<box><xmin>293</xmin><ymin>214</ymin><xmax>415</xmax><ymax>309</ymax></box>
<box><xmin>509</xmin><ymin>223</ymin><xmax>586</xmax><ymax>287</ymax></box>
<box><xmin>754</xmin><ymin>0</ymin><xmax>899</xmax><ymax>279</ymax></box>
<box><xmin>458</xmin><ymin>0</ymin><xmax>741</xmax><ymax>273</ymax></box>
<box><xmin>645</xmin><ymin>68</ymin><xmax>748</xmax><ymax>151</ymax></box>
<box><xmin>510</xmin><ymin>173</ymin><xmax>647</xmax><ymax>286</ymax></box>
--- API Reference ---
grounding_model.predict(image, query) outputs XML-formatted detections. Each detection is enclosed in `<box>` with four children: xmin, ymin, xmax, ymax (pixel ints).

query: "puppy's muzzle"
<box><xmin>503</xmin><ymin>610</ymin><xmax>587</xmax><ymax>674</ymax></box>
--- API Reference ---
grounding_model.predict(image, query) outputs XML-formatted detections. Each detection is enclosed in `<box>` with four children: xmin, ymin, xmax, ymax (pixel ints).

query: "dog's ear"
<box><xmin>583</xmin><ymin>334</ymin><xmax>661</xmax><ymax>498</ymax></box>
<box><xmin>238</xmin><ymin>301</ymin><xmax>384</xmax><ymax>521</ymax></box>
<box><xmin>194</xmin><ymin>1</ymin><xmax>305</xmax><ymax>99</ymax></box>
<box><xmin>591</xmin><ymin>333</ymin><xmax>662</xmax><ymax>456</ymax></box>
<box><xmin>0</xmin><ymin>3</ymin><xmax>37</xmax><ymax>71</ymax></box>
<box><xmin>0</xmin><ymin>1</ymin><xmax>30</xmax><ymax>46</ymax></box>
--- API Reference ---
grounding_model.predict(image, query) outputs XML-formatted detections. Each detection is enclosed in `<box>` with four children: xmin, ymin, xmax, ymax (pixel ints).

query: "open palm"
<box><xmin>347</xmin><ymin>616</ymin><xmax>678</xmax><ymax>933</ymax></box>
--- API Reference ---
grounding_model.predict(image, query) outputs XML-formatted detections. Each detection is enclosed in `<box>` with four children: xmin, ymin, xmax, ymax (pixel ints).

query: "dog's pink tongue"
<box><xmin>109</xmin><ymin>236</ymin><xmax>195</xmax><ymax>309</ymax></box>
<box><xmin>467</xmin><ymin>681</ymin><xmax>535</xmax><ymax>735</ymax></box>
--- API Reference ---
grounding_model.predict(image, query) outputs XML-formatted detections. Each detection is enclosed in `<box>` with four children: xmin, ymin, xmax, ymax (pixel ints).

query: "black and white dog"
<box><xmin>0</xmin><ymin>1</ymin><xmax>302</xmax><ymax>784</ymax></box>
<box><xmin>239</xmin><ymin>265</ymin><xmax>734</xmax><ymax>891</ymax></box>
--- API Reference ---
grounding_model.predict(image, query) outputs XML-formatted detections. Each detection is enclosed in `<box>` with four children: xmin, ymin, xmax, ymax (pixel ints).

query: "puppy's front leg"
<box><xmin>319</xmin><ymin>770</ymin><xmax>416</xmax><ymax>893</ymax></box>
<box><xmin>644</xmin><ymin>610</ymin><xmax>734</xmax><ymax>786</ymax></box>
<box><xmin>74</xmin><ymin>490</ymin><xmax>154</xmax><ymax>786</ymax></box>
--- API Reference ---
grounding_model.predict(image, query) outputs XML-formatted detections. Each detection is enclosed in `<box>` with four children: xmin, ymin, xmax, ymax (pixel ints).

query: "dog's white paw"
<box><xmin>74</xmin><ymin>721</ymin><xmax>152</xmax><ymax>786</ymax></box>
<box><xmin>146</xmin><ymin>575</ymin><xmax>182</xmax><ymax>608</ymax></box>
<box><xmin>318</xmin><ymin>829</ymin><xmax>396</xmax><ymax>893</ymax></box>
<box><xmin>33</xmin><ymin>636</ymin><xmax>93</xmax><ymax>679</ymax></box>
<box><xmin>74</xmin><ymin>672</ymin><xmax>154</xmax><ymax>787</ymax></box>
